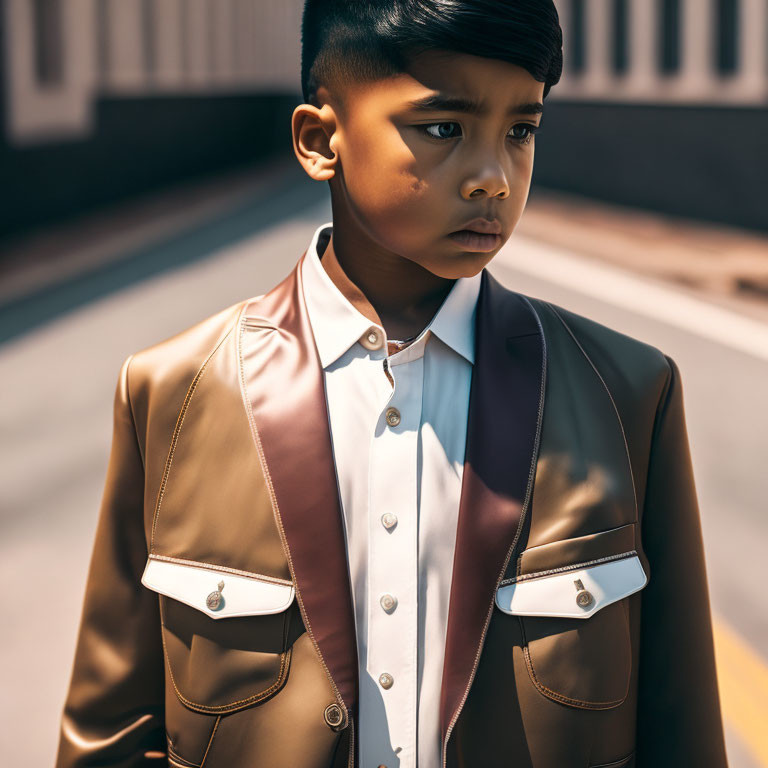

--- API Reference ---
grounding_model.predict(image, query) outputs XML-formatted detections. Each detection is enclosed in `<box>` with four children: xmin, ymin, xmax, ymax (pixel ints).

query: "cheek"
<box><xmin>348</xmin><ymin>153</ymin><xmax>428</xmax><ymax>211</ymax></box>
<box><xmin>342</xmin><ymin>139</ymin><xmax>442</xmax><ymax>245</ymax></box>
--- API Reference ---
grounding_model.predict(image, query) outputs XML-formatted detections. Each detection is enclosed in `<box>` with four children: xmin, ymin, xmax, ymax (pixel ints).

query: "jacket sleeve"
<box><xmin>635</xmin><ymin>354</ymin><xmax>728</xmax><ymax>767</ymax></box>
<box><xmin>55</xmin><ymin>354</ymin><xmax>166</xmax><ymax>767</ymax></box>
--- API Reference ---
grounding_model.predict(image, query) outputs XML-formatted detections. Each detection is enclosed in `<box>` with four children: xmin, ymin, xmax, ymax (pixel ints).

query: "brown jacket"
<box><xmin>55</xmin><ymin>253</ymin><xmax>728</xmax><ymax>768</ymax></box>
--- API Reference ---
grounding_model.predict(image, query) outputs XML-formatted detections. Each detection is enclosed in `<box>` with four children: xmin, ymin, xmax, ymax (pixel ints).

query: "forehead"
<box><xmin>401</xmin><ymin>48</ymin><xmax>545</xmax><ymax>109</ymax></box>
<box><xmin>334</xmin><ymin>49</ymin><xmax>544</xmax><ymax>122</ymax></box>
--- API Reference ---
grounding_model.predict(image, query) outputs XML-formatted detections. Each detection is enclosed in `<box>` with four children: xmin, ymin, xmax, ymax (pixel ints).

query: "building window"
<box><xmin>96</xmin><ymin>0</ymin><xmax>110</xmax><ymax>83</ymax></box>
<box><xmin>142</xmin><ymin>0</ymin><xmax>157</xmax><ymax>79</ymax></box>
<box><xmin>32</xmin><ymin>0</ymin><xmax>63</xmax><ymax>86</ymax></box>
<box><xmin>715</xmin><ymin>0</ymin><xmax>739</xmax><ymax>74</ymax></box>
<box><xmin>658</xmin><ymin>0</ymin><xmax>681</xmax><ymax>74</ymax></box>
<box><xmin>611</xmin><ymin>0</ymin><xmax>629</xmax><ymax>74</ymax></box>
<box><xmin>569</xmin><ymin>0</ymin><xmax>586</xmax><ymax>74</ymax></box>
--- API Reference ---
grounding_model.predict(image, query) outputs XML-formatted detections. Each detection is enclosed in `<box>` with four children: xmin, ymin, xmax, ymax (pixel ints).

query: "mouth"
<box><xmin>447</xmin><ymin>229</ymin><xmax>502</xmax><ymax>253</ymax></box>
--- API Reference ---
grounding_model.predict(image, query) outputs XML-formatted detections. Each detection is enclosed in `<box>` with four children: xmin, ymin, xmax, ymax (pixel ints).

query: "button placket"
<box><xmin>366</xmin><ymin>353</ymin><xmax>423</xmax><ymax>764</ymax></box>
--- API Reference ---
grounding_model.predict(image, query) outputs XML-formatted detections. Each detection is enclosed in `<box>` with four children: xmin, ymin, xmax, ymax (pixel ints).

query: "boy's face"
<box><xmin>295</xmin><ymin>49</ymin><xmax>545</xmax><ymax>279</ymax></box>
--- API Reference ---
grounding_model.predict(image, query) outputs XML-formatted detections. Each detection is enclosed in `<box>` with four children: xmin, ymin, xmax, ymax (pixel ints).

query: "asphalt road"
<box><xmin>1</xmin><ymin>189</ymin><xmax>765</xmax><ymax>767</ymax></box>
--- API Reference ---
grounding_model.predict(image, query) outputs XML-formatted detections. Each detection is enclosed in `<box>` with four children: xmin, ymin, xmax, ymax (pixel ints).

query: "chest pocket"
<box><xmin>495</xmin><ymin>526</ymin><xmax>648</xmax><ymax>710</ymax></box>
<box><xmin>141</xmin><ymin>556</ymin><xmax>299</xmax><ymax>714</ymax></box>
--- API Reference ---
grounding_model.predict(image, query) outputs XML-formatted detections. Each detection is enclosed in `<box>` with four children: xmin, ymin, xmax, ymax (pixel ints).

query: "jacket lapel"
<box><xmin>238</xmin><ymin>254</ymin><xmax>359</xmax><ymax>733</ymax></box>
<box><xmin>440</xmin><ymin>269</ymin><xmax>546</xmax><ymax>750</ymax></box>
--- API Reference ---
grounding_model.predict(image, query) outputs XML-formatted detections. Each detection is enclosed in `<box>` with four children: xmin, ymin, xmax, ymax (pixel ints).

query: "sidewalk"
<box><xmin>519</xmin><ymin>188</ymin><xmax>768</xmax><ymax>325</ymax></box>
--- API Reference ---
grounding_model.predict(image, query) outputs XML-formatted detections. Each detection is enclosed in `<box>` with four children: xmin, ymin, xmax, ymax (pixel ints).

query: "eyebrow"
<box><xmin>405</xmin><ymin>93</ymin><xmax>544</xmax><ymax>117</ymax></box>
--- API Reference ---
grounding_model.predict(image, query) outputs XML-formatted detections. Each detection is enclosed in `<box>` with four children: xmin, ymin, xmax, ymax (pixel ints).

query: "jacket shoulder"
<box><xmin>129</xmin><ymin>299</ymin><xmax>246</xmax><ymax>379</ymax></box>
<box><xmin>121</xmin><ymin>299</ymin><xmax>248</xmax><ymax>433</ymax></box>
<box><xmin>525</xmin><ymin>295</ymin><xmax>673</xmax><ymax>406</ymax></box>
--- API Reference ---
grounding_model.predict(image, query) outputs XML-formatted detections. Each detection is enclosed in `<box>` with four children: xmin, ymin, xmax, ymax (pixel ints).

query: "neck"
<box><xmin>320</xmin><ymin>227</ymin><xmax>455</xmax><ymax>341</ymax></box>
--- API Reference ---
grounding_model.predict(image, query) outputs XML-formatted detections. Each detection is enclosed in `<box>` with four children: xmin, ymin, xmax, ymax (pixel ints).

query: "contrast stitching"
<box><xmin>237</xmin><ymin>306</ymin><xmax>350</xmax><ymax>732</ymax></box>
<box><xmin>543</xmin><ymin>302</ymin><xmax>640</xmax><ymax>524</ymax></box>
<box><xmin>499</xmin><ymin>550</ymin><xmax>637</xmax><ymax>586</ymax></box>
<box><xmin>167</xmin><ymin>741</ymin><xmax>200</xmax><ymax>768</ymax></box>
<box><xmin>521</xmin><ymin>642</ymin><xmax>627</xmax><ymax>710</ymax></box>
<box><xmin>519</xmin><ymin>600</ymin><xmax>632</xmax><ymax>711</ymax></box>
<box><xmin>199</xmin><ymin>716</ymin><xmax>221</xmax><ymax>768</ymax></box>
<box><xmin>168</xmin><ymin>755</ymin><xmax>196</xmax><ymax>768</ymax></box>
<box><xmin>158</xmin><ymin>594</ymin><xmax>292</xmax><ymax>713</ymax></box>
<box><xmin>442</xmin><ymin>292</ymin><xmax>548</xmax><ymax>768</ymax></box>
<box><xmin>149</xmin><ymin>321</ymin><xmax>238</xmax><ymax>553</ymax></box>
<box><xmin>590</xmin><ymin>751</ymin><xmax>635</xmax><ymax>767</ymax></box>
<box><xmin>147</xmin><ymin>553</ymin><xmax>294</xmax><ymax>586</ymax></box>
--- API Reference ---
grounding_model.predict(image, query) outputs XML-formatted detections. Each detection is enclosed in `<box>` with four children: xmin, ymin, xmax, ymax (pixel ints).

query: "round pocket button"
<box><xmin>205</xmin><ymin>580</ymin><xmax>225</xmax><ymax>611</ymax></box>
<box><xmin>323</xmin><ymin>703</ymin><xmax>345</xmax><ymax>730</ymax></box>
<box><xmin>575</xmin><ymin>590</ymin><xmax>594</xmax><ymax>608</ymax></box>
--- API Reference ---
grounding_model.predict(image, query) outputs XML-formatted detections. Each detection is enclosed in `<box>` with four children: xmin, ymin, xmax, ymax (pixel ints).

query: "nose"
<box><xmin>460</xmin><ymin>154</ymin><xmax>510</xmax><ymax>200</ymax></box>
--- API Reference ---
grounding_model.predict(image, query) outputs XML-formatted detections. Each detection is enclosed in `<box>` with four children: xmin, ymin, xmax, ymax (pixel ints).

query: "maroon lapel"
<box><xmin>238</xmin><ymin>254</ymin><xmax>359</xmax><ymax>737</ymax></box>
<box><xmin>440</xmin><ymin>269</ymin><xmax>546</xmax><ymax>752</ymax></box>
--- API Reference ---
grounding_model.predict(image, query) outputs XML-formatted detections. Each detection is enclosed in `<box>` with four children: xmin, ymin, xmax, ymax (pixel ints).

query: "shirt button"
<box><xmin>385</xmin><ymin>407</ymin><xmax>401</xmax><ymax>427</ymax></box>
<box><xmin>381</xmin><ymin>513</ymin><xmax>398</xmax><ymax>530</ymax></box>
<box><xmin>360</xmin><ymin>326</ymin><xmax>384</xmax><ymax>350</ymax></box>
<box><xmin>576</xmin><ymin>589</ymin><xmax>594</xmax><ymax>608</ymax></box>
<box><xmin>379</xmin><ymin>672</ymin><xmax>394</xmax><ymax>689</ymax></box>
<box><xmin>380</xmin><ymin>593</ymin><xmax>397</xmax><ymax>612</ymax></box>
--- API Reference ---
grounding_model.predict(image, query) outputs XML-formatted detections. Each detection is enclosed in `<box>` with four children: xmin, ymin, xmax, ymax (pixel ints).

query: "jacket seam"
<box><xmin>541</xmin><ymin>301</ymin><xmax>640</xmax><ymax>524</ymax></box>
<box><xmin>199</xmin><ymin>715</ymin><xmax>221</xmax><ymax>767</ymax></box>
<box><xmin>519</xmin><ymin>618</ymin><xmax>630</xmax><ymax>709</ymax></box>
<box><xmin>499</xmin><ymin>549</ymin><xmax>637</xmax><ymax>585</ymax></box>
<box><xmin>589</xmin><ymin>750</ymin><xmax>635</xmax><ymax>767</ymax></box>
<box><xmin>147</xmin><ymin>552</ymin><xmax>294</xmax><ymax>586</ymax></box>
<box><xmin>167</xmin><ymin>741</ymin><xmax>201</xmax><ymax>768</ymax></box>
<box><xmin>149</xmin><ymin>321</ymin><xmax>237</xmax><ymax>553</ymax></box>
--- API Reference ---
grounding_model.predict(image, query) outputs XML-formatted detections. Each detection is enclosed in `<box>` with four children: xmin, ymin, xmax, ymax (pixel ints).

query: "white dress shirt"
<box><xmin>301</xmin><ymin>222</ymin><xmax>482</xmax><ymax>768</ymax></box>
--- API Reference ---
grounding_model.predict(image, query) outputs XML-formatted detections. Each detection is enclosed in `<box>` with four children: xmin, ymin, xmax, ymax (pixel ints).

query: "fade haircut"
<box><xmin>301</xmin><ymin>0</ymin><xmax>563</xmax><ymax>106</ymax></box>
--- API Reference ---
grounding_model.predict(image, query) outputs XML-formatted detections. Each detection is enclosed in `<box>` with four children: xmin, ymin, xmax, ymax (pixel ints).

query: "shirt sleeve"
<box><xmin>55</xmin><ymin>354</ymin><xmax>167</xmax><ymax>767</ymax></box>
<box><xmin>635</xmin><ymin>353</ymin><xmax>729</xmax><ymax>767</ymax></box>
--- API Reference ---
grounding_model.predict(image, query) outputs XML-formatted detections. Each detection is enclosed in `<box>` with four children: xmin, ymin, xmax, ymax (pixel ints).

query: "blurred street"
<box><xmin>1</xmin><ymin>163</ymin><xmax>766</xmax><ymax>767</ymax></box>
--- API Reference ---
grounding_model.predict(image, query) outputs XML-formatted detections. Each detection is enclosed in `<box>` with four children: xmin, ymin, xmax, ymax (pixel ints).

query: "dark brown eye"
<box><xmin>424</xmin><ymin>122</ymin><xmax>461</xmax><ymax>140</ymax></box>
<box><xmin>509</xmin><ymin>124</ymin><xmax>537</xmax><ymax>143</ymax></box>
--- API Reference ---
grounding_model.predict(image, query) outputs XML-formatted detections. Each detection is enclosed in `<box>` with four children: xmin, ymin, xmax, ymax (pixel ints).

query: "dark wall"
<box><xmin>0</xmin><ymin>92</ymin><xmax>299</xmax><ymax>239</ymax></box>
<box><xmin>532</xmin><ymin>100</ymin><xmax>768</xmax><ymax>233</ymax></box>
<box><xmin>3</xmin><ymin>94</ymin><xmax>766</xmax><ymax>239</ymax></box>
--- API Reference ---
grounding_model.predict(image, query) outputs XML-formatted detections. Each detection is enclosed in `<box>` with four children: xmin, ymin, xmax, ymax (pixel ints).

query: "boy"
<box><xmin>56</xmin><ymin>1</ymin><xmax>728</xmax><ymax>767</ymax></box>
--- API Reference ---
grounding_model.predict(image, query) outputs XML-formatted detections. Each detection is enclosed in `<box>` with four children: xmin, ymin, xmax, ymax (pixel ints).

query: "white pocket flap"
<box><xmin>495</xmin><ymin>554</ymin><xmax>647</xmax><ymax>619</ymax></box>
<box><xmin>141</xmin><ymin>557</ymin><xmax>295</xmax><ymax>619</ymax></box>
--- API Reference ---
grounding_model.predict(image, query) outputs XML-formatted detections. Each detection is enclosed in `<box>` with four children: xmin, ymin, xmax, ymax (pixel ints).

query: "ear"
<box><xmin>292</xmin><ymin>102</ymin><xmax>339</xmax><ymax>182</ymax></box>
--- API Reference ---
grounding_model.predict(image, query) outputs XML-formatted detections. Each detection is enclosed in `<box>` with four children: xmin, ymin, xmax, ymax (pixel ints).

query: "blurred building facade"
<box><xmin>534</xmin><ymin>0</ymin><xmax>768</xmax><ymax>232</ymax></box>
<box><xmin>1</xmin><ymin>0</ymin><xmax>767</xmax><ymax>238</ymax></box>
<box><xmin>0</xmin><ymin>0</ymin><xmax>304</xmax><ymax>238</ymax></box>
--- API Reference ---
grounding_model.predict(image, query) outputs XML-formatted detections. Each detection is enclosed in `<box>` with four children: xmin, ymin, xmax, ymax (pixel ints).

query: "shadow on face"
<box><xmin>293</xmin><ymin>48</ymin><xmax>546</xmax><ymax>280</ymax></box>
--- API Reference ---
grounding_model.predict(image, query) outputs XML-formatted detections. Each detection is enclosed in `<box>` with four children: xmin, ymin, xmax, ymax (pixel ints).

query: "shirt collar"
<box><xmin>301</xmin><ymin>221</ymin><xmax>482</xmax><ymax>369</ymax></box>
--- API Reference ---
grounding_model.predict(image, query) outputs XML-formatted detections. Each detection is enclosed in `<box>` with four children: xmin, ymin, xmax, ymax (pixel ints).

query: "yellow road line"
<box><xmin>713</xmin><ymin>617</ymin><xmax>768</xmax><ymax>767</ymax></box>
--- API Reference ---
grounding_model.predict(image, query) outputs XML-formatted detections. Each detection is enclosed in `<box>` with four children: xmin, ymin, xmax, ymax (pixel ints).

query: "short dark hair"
<box><xmin>301</xmin><ymin>0</ymin><xmax>563</xmax><ymax>105</ymax></box>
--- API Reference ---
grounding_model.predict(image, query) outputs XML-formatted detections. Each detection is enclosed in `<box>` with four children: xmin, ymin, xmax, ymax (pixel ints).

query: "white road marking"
<box><xmin>497</xmin><ymin>235</ymin><xmax>768</xmax><ymax>361</ymax></box>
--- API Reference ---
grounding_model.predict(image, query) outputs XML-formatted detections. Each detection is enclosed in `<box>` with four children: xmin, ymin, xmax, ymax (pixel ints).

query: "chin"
<box><xmin>423</xmin><ymin>253</ymin><xmax>491</xmax><ymax>280</ymax></box>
